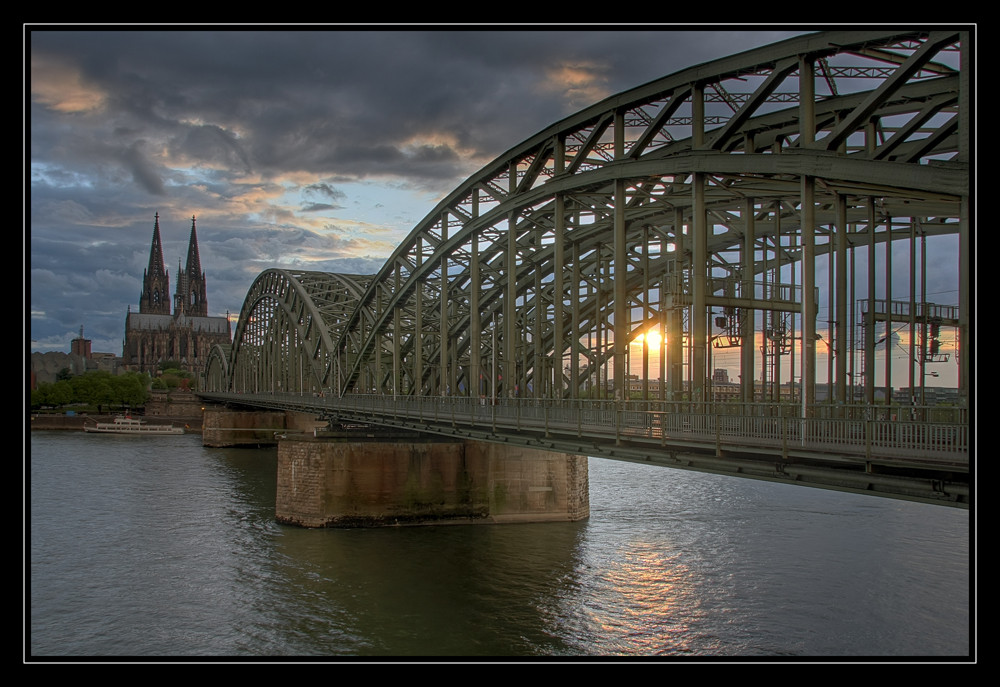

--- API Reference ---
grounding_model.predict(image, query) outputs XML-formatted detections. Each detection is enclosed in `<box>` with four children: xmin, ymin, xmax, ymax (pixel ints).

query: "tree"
<box><xmin>48</xmin><ymin>380</ymin><xmax>74</xmax><ymax>407</ymax></box>
<box><xmin>71</xmin><ymin>371</ymin><xmax>112</xmax><ymax>408</ymax></box>
<box><xmin>114</xmin><ymin>372</ymin><xmax>150</xmax><ymax>408</ymax></box>
<box><xmin>159</xmin><ymin>367</ymin><xmax>195</xmax><ymax>391</ymax></box>
<box><xmin>30</xmin><ymin>382</ymin><xmax>53</xmax><ymax>408</ymax></box>
<box><xmin>31</xmin><ymin>370</ymin><xmax>152</xmax><ymax>411</ymax></box>
<box><xmin>90</xmin><ymin>378</ymin><xmax>115</xmax><ymax>413</ymax></box>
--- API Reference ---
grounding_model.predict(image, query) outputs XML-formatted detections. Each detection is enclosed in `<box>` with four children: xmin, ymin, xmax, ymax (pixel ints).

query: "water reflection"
<box><xmin>264</xmin><ymin>521</ymin><xmax>589</xmax><ymax>656</ymax></box>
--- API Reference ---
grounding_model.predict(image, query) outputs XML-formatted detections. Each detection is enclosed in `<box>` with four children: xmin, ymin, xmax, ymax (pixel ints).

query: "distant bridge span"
<box><xmin>203</xmin><ymin>30</ymin><xmax>971</xmax><ymax>508</ymax></box>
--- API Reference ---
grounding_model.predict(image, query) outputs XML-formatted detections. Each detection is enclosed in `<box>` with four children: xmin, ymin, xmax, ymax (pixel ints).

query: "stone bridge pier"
<box><xmin>203</xmin><ymin>407</ymin><xmax>589</xmax><ymax>527</ymax></box>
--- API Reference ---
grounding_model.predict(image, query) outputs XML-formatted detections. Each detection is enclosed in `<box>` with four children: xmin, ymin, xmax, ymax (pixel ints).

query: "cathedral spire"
<box><xmin>185</xmin><ymin>215</ymin><xmax>204</xmax><ymax>279</ymax></box>
<box><xmin>139</xmin><ymin>213</ymin><xmax>171</xmax><ymax>315</ymax></box>
<box><xmin>148</xmin><ymin>213</ymin><xmax>166</xmax><ymax>275</ymax></box>
<box><xmin>180</xmin><ymin>215</ymin><xmax>208</xmax><ymax>317</ymax></box>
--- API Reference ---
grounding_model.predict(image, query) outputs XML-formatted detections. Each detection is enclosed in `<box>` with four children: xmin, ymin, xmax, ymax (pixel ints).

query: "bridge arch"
<box><xmin>204</xmin><ymin>343</ymin><xmax>231</xmax><ymax>392</ymax></box>
<box><xmin>224</xmin><ymin>30</ymin><xmax>969</xmax><ymax>407</ymax></box>
<box><xmin>226</xmin><ymin>269</ymin><xmax>374</xmax><ymax>395</ymax></box>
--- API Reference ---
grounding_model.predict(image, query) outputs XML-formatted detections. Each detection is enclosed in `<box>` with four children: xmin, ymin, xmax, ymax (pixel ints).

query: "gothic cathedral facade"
<box><xmin>123</xmin><ymin>214</ymin><xmax>232</xmax><ymax>379</ymax></box>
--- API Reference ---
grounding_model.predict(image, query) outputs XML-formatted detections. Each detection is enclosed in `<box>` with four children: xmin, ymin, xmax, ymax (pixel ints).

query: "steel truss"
<box><xmin>206</xmin><ymin>30</ymin><xmax>970</xmax><ymax>412</ymax></box>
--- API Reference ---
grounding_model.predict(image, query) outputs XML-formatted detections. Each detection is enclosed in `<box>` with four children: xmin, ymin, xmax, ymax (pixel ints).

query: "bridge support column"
<box><xmin>275</xmin><ymin>438</ymin><xmax>589</xmax><ymax>528</ymax></box>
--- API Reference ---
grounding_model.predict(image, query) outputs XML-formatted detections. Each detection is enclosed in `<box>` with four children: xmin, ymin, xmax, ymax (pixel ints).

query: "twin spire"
<box><xmin>139</xmin><ymin>213</ymin><xmax>208</xmax><ymax>317</ymax></box>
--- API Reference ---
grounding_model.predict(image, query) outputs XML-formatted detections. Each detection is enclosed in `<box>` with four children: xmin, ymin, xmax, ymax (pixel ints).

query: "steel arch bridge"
<box><xmin>205</xmin><ymin>29</ymin><xmax>970</xmax><ymax>417</ymax></box>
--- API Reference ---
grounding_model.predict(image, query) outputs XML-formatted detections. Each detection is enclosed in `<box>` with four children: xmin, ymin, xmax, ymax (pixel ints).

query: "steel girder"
<box><xmin>223</xmin><ymin>30</ymin><xmax>970</xmax><ymax>407</ymax></box>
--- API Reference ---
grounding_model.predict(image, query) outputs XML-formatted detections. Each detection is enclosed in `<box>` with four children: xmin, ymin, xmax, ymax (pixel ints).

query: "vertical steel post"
<box><xmin>742</xmin><ymin>197</ymin><xmax>756</xmax><ymax>403</ymax></box>
<box><xmin>801</xmin><ymin>175</ymin><xmax>816</xmax><ymax>412</ymax></box>
<box><xmin>470</xmin><ymin>189</ymin><xmax>481</xmax><ymax>399</ymax></box>
<box><xmin>692</xmin><ymin>172</ymin><xmax>707</xmax><ymax>403</ymax></box>
<box><xmin>836</xmin><ymin>194</ymin><xmax>848</xmax><ymax>404</ymax></box>
<box><xmin>614</xmin><ymin>177</ymin><xmax>627</xmax><ymax>402</ymax></box>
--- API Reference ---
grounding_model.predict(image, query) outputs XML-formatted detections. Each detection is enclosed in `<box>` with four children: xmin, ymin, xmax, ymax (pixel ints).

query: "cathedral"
<box><xmin>122</xmin><ymin>214</ymin><xmax>232</xmax><ymax>379</ymax></box>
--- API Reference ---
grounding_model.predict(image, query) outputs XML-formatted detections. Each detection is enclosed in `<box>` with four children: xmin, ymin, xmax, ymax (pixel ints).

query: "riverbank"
<box><xmin>29</xmin><ymin>389</ymin><xmax>206</xmax><ymax>433</ymax></box>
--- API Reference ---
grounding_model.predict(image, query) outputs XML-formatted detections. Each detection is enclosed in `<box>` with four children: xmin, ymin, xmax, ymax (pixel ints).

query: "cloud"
<box><xmin>30</xmin><ymin>53</ymin><xmax>107</xmax><ymax>114</ymax></box>
<box><xmin>172</xmin><ymin>122</ymin><xmax>253</xmax><ymax>175</ymax></box>
<box><xmin>119</xmin><ymin>140</ymin><xmax>166</xmax><ymax>195</ymax></box>
<box><xmin>538</xmin><ymin>60</ymin><xmax>612</xmax><ymax>110</ymax></box>
<box><xmin>304</xmin><ymin>182</ymin><xmax>347</xmax><ymax>201</ymax></box>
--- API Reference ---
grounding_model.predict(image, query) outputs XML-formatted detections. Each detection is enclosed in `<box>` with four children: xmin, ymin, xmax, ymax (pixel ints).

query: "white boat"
<box><xmin>83</xmin><ymin>415</ymin><xmax>185</xmax><ymax>435</ymax></box>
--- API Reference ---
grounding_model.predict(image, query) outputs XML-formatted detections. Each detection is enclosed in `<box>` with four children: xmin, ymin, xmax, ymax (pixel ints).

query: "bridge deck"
<box><xmin>200</xmin><ymin>392</ymin><xmax>970</xmax><ymax>509</ymax></box>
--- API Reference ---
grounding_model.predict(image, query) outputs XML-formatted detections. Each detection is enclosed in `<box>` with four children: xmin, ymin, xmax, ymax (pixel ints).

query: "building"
<box><xmin>891</xmin><ymin>385</ymin><xmax>962</xmax><ymax>406</ymax></box>
<box><xmin>122</xmin><ymin>214</ymin><xmax>232</xmax><ymax>379</ymax></box>
<box><xmin>70</xmin><ymin>326</ymin><xmax>92</xmax><ymax>359</ymax></box>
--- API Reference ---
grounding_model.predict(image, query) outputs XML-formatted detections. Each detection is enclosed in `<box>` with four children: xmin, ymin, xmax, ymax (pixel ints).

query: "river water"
<box><xmin>27</xmin><ymin>430</ymin><xmax>972</xmax><ymax>661</ymax></box>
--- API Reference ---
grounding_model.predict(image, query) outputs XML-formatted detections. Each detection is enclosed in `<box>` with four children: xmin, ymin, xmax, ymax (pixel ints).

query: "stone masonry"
<box><xmin>275</xmin><ymin>436</ymin><xmax>589</xmax><ymax>528</ymax></box>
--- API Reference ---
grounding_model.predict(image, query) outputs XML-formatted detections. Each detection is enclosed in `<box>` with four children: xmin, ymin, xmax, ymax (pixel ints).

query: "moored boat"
<box><xmin>83</xmin><ymin>415</ymin><xmax>185</xmax><ymax>435</ymax></box>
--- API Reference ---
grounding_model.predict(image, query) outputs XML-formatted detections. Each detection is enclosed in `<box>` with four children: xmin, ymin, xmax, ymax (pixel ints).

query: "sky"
<box><xmin>27</xmin><ymin>25</ymin><xmax>964</xmax><ymax>386</ymax></box>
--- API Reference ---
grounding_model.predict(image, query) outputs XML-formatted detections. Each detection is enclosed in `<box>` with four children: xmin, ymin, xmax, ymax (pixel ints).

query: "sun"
<box><xmin>635</xmin><ymin>329</ymin><xmax>662</xmax><ymax>348</ymax></box>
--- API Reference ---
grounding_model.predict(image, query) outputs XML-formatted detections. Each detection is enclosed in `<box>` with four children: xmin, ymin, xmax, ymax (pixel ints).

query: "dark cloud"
<box><xmin>173</xmin><ymin>123</ymin><xmax>253</xmax><ymax>174</ymax></box>
<box><xmin>304</xmin><ymin>182</ymin><xmax>347</xmax><ymax>201</ymax></box>
<box><xmin>32</xmin><ymin>29</ymin><xmax>810</xmax><ymax>185</ymax></box>
<box><xmin>120</xmin><ymin>140</ymin><xmax>166</xmax><ymax>195</ymax></box>
<box><xmin>302</xmin><ymin>203</ymin><xmax>342</xmax><ymax>213</ymax></box>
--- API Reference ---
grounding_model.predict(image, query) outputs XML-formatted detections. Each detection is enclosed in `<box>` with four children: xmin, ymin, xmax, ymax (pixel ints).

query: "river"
<box><xmin>27</xmin><ymin>430</ymin><xmax>971</xmax><ymax>661</ymax></box>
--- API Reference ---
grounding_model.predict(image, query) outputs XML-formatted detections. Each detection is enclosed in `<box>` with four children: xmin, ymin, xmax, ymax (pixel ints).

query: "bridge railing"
<box><xmin>613</xmin><ymin>409</ymin><xmax>968</xmax><ymax>463</ymax></box>
<box><xmin>224</xmin><ymin>392</ymin><xmax>968</xmax><ymax>466</ymax></box>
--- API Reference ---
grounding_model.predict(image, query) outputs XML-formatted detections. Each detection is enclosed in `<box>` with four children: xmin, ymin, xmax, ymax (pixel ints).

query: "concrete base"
<box><xmin>275</xmin><ymin>436</ymin><xmax>589</xmax><ymax>528</ymax></box>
